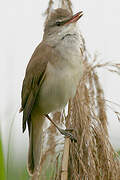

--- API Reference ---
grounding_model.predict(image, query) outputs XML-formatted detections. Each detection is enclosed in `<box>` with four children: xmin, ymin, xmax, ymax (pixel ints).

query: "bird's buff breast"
<box><xmin>36</xmin><ymin>60</ymin><xmax>82</xmax><ymax>114</ymax></box>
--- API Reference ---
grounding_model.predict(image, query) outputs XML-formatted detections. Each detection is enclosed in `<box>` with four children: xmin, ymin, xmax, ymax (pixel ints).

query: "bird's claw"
<box><xmin>59</xmin><ymin>128</ymin><xmax>77</xmax><ymax>142</ymax></box>
<box><xmin>65</xmin><ymin>128</ymin><xmax>74</xmax><ymax>132</ymax></box>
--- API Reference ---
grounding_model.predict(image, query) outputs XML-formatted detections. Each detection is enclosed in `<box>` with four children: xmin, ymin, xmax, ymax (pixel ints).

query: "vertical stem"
<box><xmin>61</xmin><ymin>138</ymin><xmax>70</xmax><ymax>180</ymax></box>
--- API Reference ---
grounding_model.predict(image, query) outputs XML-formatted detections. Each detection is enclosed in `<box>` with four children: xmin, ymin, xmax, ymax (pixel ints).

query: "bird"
<box><xmin>20</xmin><ymin>8</ymin><xmax>84</xmax><ymax>177</ymax></box>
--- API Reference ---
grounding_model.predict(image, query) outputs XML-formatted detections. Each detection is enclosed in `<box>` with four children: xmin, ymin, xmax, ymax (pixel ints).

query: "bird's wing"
<box><xmin>20</xmin><ymin>42</ymin><xmax>55</xmax><ymax>132</ymax></box>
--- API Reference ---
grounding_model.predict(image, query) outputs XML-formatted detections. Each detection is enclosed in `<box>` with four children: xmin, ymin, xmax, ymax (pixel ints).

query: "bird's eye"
<box><xmin>56</xmin><ymin>21</ymin><xmax>61</xmax><ymax>26</ymax></box>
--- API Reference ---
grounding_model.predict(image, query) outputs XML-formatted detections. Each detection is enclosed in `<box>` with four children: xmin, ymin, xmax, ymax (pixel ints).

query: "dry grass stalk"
<box><xmin>93</xmin><ymin>72</ymin><xmax>108</xmax><ymax>135</ymax></box>
<box><xmin>61</xmin><ymin>138</ymin><xmax>70</xmax><ymax>180</ymax></box>
<box><xmin>44</xmin><ymin>0</ymin><xmax>53</xmax><ymax>15</ymax></box>
<box><xmin>60</xmin><ymin>0</ymin><xmax>73</xmax><ymax>13</ymax></box>
<box><xmin>44</xmin><ymin>0</ymin><xmax>54</xmax><ymax>24</ymax></box>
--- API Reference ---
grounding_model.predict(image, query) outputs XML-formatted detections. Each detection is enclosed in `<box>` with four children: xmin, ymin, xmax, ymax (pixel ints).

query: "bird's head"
<box><xmin>43</xmin><ymin>8</ymin><xmax>83</xmax><ymax>41</ymax></box>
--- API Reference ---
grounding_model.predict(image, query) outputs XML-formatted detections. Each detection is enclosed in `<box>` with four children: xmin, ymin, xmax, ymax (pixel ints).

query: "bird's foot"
<box><xmin>58</xmin><ymin>128</ymin><xmax>77</xmax><ymax>142</ymax></box>
<box><xmin>45</xmin><ymin>114</ymin><xmax>77</xmax><ymax>142</ymax></box>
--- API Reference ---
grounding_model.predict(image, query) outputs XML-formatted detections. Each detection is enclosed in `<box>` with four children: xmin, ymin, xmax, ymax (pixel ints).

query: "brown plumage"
<box><xmin>20</xmin><ymin>8</ymin><xmax>84</xmax><ymax>176</ymax></box>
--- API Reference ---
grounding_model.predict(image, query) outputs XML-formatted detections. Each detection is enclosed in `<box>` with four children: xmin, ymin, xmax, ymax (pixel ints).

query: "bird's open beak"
<box><xmin>64</xmin><ymin>11</ymin><xmax>83</xmax><ymax>25</ymax></box>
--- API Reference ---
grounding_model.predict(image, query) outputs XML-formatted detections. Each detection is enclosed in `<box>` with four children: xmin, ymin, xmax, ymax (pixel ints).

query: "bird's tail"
<box><xmin>27</xmin><ymin>113</ymin><xmax>45</xmax><ymax>178</ymax></box>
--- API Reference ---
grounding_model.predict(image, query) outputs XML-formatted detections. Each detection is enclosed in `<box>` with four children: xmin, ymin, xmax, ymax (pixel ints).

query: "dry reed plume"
<box><xmin>32</xmin><ymin>0</ymin><xmax>120</xmax><ymax>179</ymax></box>
<box><xmin>67</xmin><ymin>57</ymin><xmax>120</xmax><ymax>180</ymax></box>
